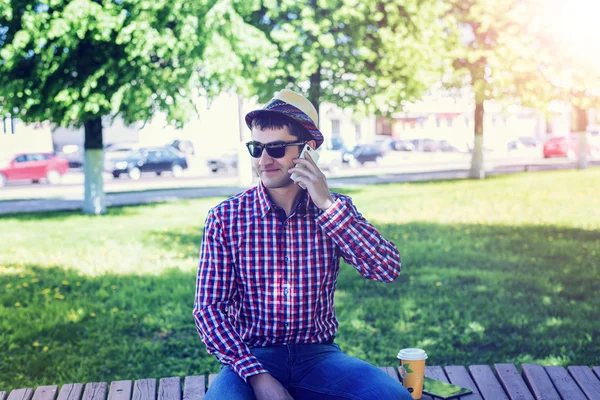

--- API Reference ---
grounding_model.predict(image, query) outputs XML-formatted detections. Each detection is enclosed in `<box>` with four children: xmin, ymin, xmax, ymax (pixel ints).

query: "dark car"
<box><xmin>349</xmin><ymin>144</ymin><xmax>385</xmax><ymax>165</ymax></box>
<box><xmin>410</xmin><ymin>138</ymin><xmax>439</xmax><ymax>152</ymax></box>
<box><xmin>437</xmin><ymin>140</ymin><xmax>461</xmax><ymax>152</ymax></box>
<box><xmin>389</xmin><ymin>139</ymin><xmax>416</xmax><ymax>152</ymax></box>
<box><xmin>207</xmin><ymin>152</ymin><xmax>238</xmax><ymax>173</ymax></box>
<box><xmin>106</xmin><ymin>147</ymin><xmax>188</xmax><ymax>179</ymax></box>
<box><xmin>0</xmin><ymin>152</ymin><xmax>69</xmax><ymax>187</ymax></box>
<box><xmin>508</xmin><ymin>136</ymin><xmax>541</xmax><ymax>151</ymax></box>
<box><xmin>168</xmin><ymin>139</ymin><xmax>195</xmax><ymax>155</ymax></box>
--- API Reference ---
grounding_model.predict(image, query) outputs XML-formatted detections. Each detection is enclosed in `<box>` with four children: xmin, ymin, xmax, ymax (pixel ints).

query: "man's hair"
<box><xmin>250</xmin><ymin>111</ymin><xmax>313</xmax><ymax>142</ymax></box>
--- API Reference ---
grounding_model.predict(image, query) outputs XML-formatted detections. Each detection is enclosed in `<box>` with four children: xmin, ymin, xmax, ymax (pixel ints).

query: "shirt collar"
<box><xmin>257</xmin><ymin>182</ymin><xmax>316</xmax><ymax>219</ymax></box>
<box><xmin>257</xmin><ymin>182</ymin><xmax>272</xmax><ymax>218</ymax></box>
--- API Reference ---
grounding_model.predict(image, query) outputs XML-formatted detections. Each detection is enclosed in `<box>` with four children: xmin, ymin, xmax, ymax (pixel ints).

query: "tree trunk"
<box><xmin>574</xmin><ymin>106</ymin><xmax>588</xmax><ymax>170</ymax></box>
<box><xmin>237</xmin><ymin>94</ymin><xmax>254</xmax><ymax>186</ymax></box>
<box><xmin>83</xmin><ymin>117</ymin><xmax>106</xmax><ymax>215</ymax></box>
<box><xmin>469</xmin><ymin>101</ymin><xmax>485</xmax><ymax>179</ymax></box>
<box><xmin>308</xmin><ymin>68</ymin><xmax>322</xmax><ymax>127</ymax></box>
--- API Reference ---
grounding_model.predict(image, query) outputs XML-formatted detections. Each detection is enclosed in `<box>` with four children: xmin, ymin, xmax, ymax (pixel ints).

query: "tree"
<box><xmin>0</xmin><ymin>0</ymin><xmax>269</xmax><ymax>214</ymax></box>
<box><xmin>545</xmin><ymin>67</ymin><xmax>600</xmax><ymax>169</ymax></box>
<box><xmin>445</xmin><ymin>0</ymin><xmax>551</xmax><ymax>179</ymax></box>
<box><xmin>528</xmin><ymin>0</ymin><xmax>600</xmax><ymax>169</ymax></box>
<box><xmin>237</xmin><ymin>0</ymin><xmax>453</xmax><ymax>120</ymax></box>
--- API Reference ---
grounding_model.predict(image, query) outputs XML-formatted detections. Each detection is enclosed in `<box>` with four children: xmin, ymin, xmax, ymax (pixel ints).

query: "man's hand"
<box><xmin>288</xmin><ymin>153</ymin><xmax>334</xmax><ymax>211</ymax></box>
<box><xmin>248</xmin><ymin>373</ymin><xmax>294</xmax><ymax>400</ymax></box>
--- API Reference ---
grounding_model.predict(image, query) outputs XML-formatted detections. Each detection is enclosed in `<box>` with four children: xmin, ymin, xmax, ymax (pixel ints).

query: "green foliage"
<box><xmin>198</xmin><ymin>0</ymin><xmax>277</xmax><ymax>99</ymax></box>
<box><xmin>445</xmin><ymin>0</ymin><xmax>550</xmax><ymax>107</ymax></box>
<box><xmin>0</xmin><ymin>0</ymin><xmax>247</xmax><ymax>128</ymax></box>
<box><xmin>239</xmin><ymin>0</ymin><xmax>453</xmax><ymax>115</ymax></box>
<box><xmin>526</xmin><ymin>0</ymin><xmax>600</xmax><ymax>111</ymax></box>
<box><xmin>1</xmin><ymin>169</ymin><xmax>599</xmax><ymax>389</ymax></box>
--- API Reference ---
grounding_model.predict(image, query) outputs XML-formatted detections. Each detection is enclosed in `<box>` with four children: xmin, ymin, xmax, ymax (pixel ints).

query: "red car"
<box><xmin>542</xmin><ymin>134</ymin><xmax>599</xmax><ymax>159</ymax></box>
<box><xmin>0</xmin><ymin>153</ymin><xmax>69</xmax><ymax>187</ymax></box>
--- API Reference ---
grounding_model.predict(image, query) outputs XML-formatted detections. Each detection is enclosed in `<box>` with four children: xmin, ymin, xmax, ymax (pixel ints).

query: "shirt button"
<box><xmin>284</xmin><ymin>256</ymin><xmax>289</xmax><ymax>262</ymax></box>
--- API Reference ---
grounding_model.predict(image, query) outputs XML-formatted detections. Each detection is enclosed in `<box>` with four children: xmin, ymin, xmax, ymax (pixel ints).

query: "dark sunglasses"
<box><xmin>245</xmin><ymin>140</ymin><xmax>306</xmax><ymax>158</ymax></box>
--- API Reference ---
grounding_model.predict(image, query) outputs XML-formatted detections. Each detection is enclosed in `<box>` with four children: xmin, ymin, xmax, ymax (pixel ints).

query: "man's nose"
<box><xmin>258</xmin><ymin>150</ymin><xmax>274</xmax><ymax>165</ymax></box>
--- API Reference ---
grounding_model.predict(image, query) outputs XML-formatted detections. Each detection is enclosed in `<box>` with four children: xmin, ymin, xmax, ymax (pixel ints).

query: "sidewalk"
<box><xmin>0</xmin><ymin>161</ymin><xmax>597</xmax><ymax>215</ymax></box>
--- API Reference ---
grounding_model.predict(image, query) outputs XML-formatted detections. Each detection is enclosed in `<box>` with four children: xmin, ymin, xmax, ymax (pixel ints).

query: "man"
<box><xmin>194</xmin><ymin>89</ymin><xmax>411</xmax><ymax>400</ymax></box>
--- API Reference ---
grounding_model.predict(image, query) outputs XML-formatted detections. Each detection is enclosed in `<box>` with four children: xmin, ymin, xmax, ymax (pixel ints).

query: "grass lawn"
<box><xmin>1</xmin><ymin>169</ymin><xmax>599</xmax><ymax>390</ymax></box>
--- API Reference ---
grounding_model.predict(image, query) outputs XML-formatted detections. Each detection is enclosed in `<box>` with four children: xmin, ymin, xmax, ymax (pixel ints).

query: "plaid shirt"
<box><xmin>193</xmin><ymin>183</ymin><xmax>401</xmax><ymax>382</ymax></box>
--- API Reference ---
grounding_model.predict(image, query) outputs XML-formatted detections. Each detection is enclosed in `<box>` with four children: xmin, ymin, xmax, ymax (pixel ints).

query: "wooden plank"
<box><xmin>545</xmin><ymin>366</ymin><xmax>587</xmax><ymax>400</ymax></box>
<box><xmin>7</xmin><ymin>389</ymin><xmax>34</xmax><ymax>400</ymax></box>
<box><xmin>81</xmin><ymin>383</ymin><xmax>107</xmax><ymax>400</ymax></box>
<box><xmin>132</xmin><ymin>379</ymin><xmax>156</xmax><ymax>400</ymax></box>
<box><xmin>568</xmin><ymin>366</ymin><xmax>600</xmax><ymax>399</ymax></box>
<box><xmin>32</xmin><ymin>387</ymin><xmax>58</xmax><ymax>400</ymax></box>
<box><xmin>445</xmin><ymin>366</ymin><xmax>484</xmax><ymax>400</ymax></box>
<box><xmin>158</xmin><ymin>378</ymin><xmax>180</xmax><ymax>400</ymax></box>
<box><xmin>469</xmin><ymin>365</ymin><xmax>509</xmax><ymax>400</ymax></box>
<box><xmin>425</xmin><ymin>366</ymin><xmax>450</xmax><ymax>382</ymax></box>
<box><xmin>108</xmin><ymin>381</ymin><xmax>132</xmax><ymax>400</ymax></box>
<box><xmin>521</xmin><ymin>364</ymin><xmax>561</xmax><ymax>400</ymax></box>
<box><xmin>56</xmin><ymin>384</ymin><xmax>84</xmax><ymax>400</ymax></box>
<box><xmin>1</xmin><ymin>392</ymin><xmax>7</xmax><ymax>400</ymax></box>
<box><xmin>494</xmin><ymin>364</ymin><xmax>534</xmax><ymax>400</ymax></box>
<box><xmin>207</xmin><ymin>376</ymin><xmax>217</xmax><ymax>388</ymax></box>
<box><xmin>594</xmin><ymin>367</ymin><xmax>600</xmax><ymax>380</ymax></box>
<box><xmin>422</xmin><ymin>366</ymin><xmax>450</xmax><ymax>400</ymax></box>
<box><xmin>182</xmin><ymin>376</ymin><xmax>205</xmax><ymax>400</ymax></box>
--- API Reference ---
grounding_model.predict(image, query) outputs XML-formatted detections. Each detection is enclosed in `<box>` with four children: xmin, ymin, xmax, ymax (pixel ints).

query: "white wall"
<box><xmin>0</xmin><ymin>119</ymin><xmax>54</xmax><ymax>159</ymax></box>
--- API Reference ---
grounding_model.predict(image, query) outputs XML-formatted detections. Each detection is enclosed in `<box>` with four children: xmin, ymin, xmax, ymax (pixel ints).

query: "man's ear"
<box><xmin>307</xmin><ymin>140</ymin><xmax>317</xmax><ymax>150</ymax></box>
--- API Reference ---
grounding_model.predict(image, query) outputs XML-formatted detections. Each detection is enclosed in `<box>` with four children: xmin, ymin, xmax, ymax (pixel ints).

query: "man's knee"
<box><xmin>205</xmin><ymin>366</ymin><xmax>255</xmax><ymax>400</ymax></box>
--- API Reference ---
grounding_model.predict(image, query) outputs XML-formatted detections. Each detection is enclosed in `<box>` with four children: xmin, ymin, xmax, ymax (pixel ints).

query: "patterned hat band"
<box><xmin>245</xmin><ymin>91</ymin><xmax>324</xmax><ymax>148</ymax></box>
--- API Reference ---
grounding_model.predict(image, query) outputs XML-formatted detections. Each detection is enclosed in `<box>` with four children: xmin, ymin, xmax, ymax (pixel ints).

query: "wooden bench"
<box><xmin>2</xmin><ymin>364</ymin><xmax>600</xmax><ymax>400</ymax></box>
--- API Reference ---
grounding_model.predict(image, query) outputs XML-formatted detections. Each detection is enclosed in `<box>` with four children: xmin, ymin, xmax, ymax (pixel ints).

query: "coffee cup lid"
<box><xmin>397</xmin><ymin>348</ymin><xmax>428</xmax><ymax>360</ymax></box>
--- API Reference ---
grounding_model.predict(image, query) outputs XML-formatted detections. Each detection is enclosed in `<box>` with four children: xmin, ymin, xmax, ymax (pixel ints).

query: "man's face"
<box><xmin>250</xmin><ymin>125</ymin><xmax>304</xmax><ymax>189</ymax></box>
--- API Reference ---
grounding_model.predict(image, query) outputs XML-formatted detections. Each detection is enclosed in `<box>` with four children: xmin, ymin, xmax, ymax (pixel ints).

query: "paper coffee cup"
<box><xmin>397</xmin><ymin>348</ymin><xmax>427</xmax><ymax>399</ymax></box>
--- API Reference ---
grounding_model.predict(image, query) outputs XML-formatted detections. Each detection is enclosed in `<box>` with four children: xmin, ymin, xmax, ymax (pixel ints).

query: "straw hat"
<box><xmin>245</xmin><ymin>89</ymin><xmax>324</xmax><ymax>148</ymax></box>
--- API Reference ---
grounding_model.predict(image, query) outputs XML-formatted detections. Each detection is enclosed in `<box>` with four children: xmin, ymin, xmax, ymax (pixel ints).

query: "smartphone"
<box><xmin>422</xmin><ymin>377</ymin><xmax>472</xmax><ymax>399</ymax></box>
<box><xmin>299</xmin><ymin>144</ymin><xmax>319</xmax><ymax>164</ymax></box>
<box><xmin>291</xmin><ymin>144</ymin><xmax>320</xmax><ymax>189</ymax></box>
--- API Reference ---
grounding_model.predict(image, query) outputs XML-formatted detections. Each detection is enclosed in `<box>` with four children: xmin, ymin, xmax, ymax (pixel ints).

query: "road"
<box><xmin>0</xmin><ymin>151</ymin><xmax>598</xmax><ymax>215</ymax></box>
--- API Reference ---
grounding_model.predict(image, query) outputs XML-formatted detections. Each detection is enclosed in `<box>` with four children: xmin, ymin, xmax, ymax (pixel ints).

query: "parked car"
<box><xmin>104</xmin><ymin>142</ymin><xmax>140</xmax><ymax>165</ymax></box>
<box><xmin>106</xmin><ymin>147</ymin><xmax>188</xmax><ymax>179</ymax></box>
<box><xmin>168</xmin><ymin>139</ymin><xmax>195</xmax><ymax>155</ymax></box>
<box><xmin>373</xmin><ymin>137</ymin><xmax>393</xmax><ymax>154</ymax></box>
<box><xmin>437</xmin><ymin>140</ymin><xmax>462</xmax><ymax>152</ymax></box>
<box><xmin>55</xmin><ymin>144</ymin><xmax>84</xmax><ymax>168</ymax></box>
<box><xmin>348</xmin><ymin>144</ymin><xmax>385</xmax><ymax>165</ymax></box>
<box><xmin>0</xmin><ymin>153</ymin><xmax>69</xmax><ymax>187</ymax></box>
<box><xmin>508</xmin><ymin>137</ymin><xmax>541</xmax><ymax>152</ymax></box>
<box><xmin>318</xmin><ymin>147</ymin><xmax>351</xmax><ymax>172</ymax></box>
<box><xmin>542</xmin><ymin>134</ymin><xmax>599</xmax><ymax>159</ymax></box>
<box><xmin>207</xmin><ymin>152</ymin><xmax>238</xmax><ymax>173</ymax></box>
<box><xmin>410</xmin><ymin>138</ymin><xmax>439</xmax><ymax>152</ymax></box>
<box><xmin>389</xmin><ymin>139</ymin><xmax>416</xmax><ymax>152</ymax></box>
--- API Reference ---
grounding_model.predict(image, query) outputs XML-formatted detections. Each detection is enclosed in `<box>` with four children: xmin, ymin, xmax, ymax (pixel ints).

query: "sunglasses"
<box><xmin>245</xmin><ymin>140</ymin><xmax>306</xmax><ymax>159</ymax></box>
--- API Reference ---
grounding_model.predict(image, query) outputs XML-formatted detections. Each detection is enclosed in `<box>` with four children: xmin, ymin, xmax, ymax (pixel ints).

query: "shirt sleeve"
<box><xmin>193</xmin><ymin>208</ymin><xmax>268</xmax><ymax>382</ymax></box>
<box><xmin>315</xmin><ymin>196</ymin><xmax>401</xmax><ymax>282</ymax></box>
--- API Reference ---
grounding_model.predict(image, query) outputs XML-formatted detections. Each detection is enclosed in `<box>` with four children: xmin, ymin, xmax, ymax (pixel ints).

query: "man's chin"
<box><xmin>261</xmin><ymin>176</ymin><xmax>296</xmax><ymax>189</ymax></box>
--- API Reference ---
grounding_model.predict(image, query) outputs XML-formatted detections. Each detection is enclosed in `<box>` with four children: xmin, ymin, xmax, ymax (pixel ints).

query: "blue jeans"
<box><xmin>205</xmin><ymin>343</ymin><xmax>412</xmax><ymax>400</ymax></box>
